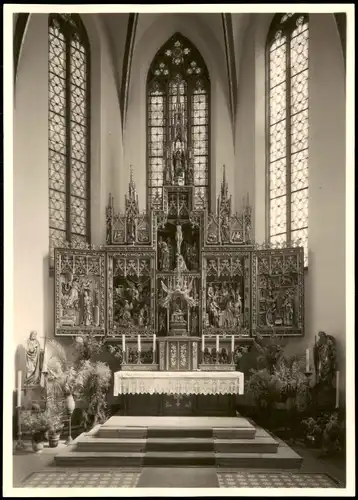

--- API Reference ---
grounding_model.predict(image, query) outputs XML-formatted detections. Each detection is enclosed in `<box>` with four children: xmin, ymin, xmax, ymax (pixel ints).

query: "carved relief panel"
<box><xmin>54</xmin><ymin>249</ymin><xmax>106</xmax><ymax>336</ymax></box>
<box><xmin>251</xmin><ymin>248</ymin><xmax>304</xmax><ymax>336</ymax></box>
<box><xmin>107</xmin><ymin>251</ymin><xmax>156</xmax><ymax>337</ymax></box>
<box><xmin>202</xmin><ymin>252</ymin><xmax>250</xmax><ymax>336</ymax></box>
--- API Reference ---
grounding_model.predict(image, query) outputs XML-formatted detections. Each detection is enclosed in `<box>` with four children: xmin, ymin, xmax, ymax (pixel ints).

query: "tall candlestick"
<box><xmin>138</xmin><ymin>334</ymin><xmax>141</xmax><ymax>352</ymax></box>
<box><xmin>153</xmin><ymin>334</ymin><xmax>156</xmax><ymax>352</ymax></box>
<box><xmin>216</xmin><ymin>335</ymin><xmax>219</xmax><ymax>353</ymax></box>
<box><xmin>231</xmin><ymin>335</ymin><xmax>235</xmax><ymax>353</ymax></box>
<box><xmin>335</xmin><ymin>371</ymin><xmax>340</xmax><ymax>408</ymax></box>
<box><xmin>122</xmin><ymin>334</ymin><xmax>125</xmax><ymax>352</ymax></box>
<box><xmin>17</xmin><ymin>371</ymin><xmax>22</xmax><ymax>408</ymax></box>
<box><xmin>202</xmin><ymin>335</ymin><xmax>205</xmax><ymax>352</ymax></box>
<box><xmin>305</xmin><ymin>348</ymin><xmax>310</xmax><ymax>372</ymax></box>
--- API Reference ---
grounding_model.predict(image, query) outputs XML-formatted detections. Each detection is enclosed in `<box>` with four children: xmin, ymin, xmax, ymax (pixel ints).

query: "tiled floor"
<box><xmin>21</xmin><ymin>469</ymin><xmax>141</xmax><ymax>488</ymax></box>
<box><xmin>217</xmin><ymin>471</ymin><xmax>340</xmax><ymax>488</ymax></box>
<box><xmin>13</xmin><ymin>440</ymin><xmax>346</xmax><ymax>489</ymax></box>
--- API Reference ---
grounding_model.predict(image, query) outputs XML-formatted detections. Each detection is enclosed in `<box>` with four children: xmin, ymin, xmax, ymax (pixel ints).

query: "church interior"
<box><xmin>10</xmin><ymin>8</ymin><xmax>351</xmax><ymax>491</ymax></box>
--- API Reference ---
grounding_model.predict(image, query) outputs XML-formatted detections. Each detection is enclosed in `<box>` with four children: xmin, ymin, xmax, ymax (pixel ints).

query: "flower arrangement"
<box><xmin>253</xmin><ymin>332</ymin><xmax>285</xmax><ymax>373</ymax></box>
<box><xmin>75</xmin><ymin>360</ymin><xmax>112</xmax><ymax>430</ymax></box>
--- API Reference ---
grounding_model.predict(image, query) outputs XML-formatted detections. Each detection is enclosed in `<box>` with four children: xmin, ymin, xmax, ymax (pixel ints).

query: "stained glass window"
<box><xmin>48</xmin><ymin>14</ymin><xmax>90</xmax><ymax>266</ymax></box>
<box><xmin>267</xmin><ymin>14</ymin><xmax>309</xmax><ymax>265</ymax></box>
<box><xmin>147</xmin><ymin>33</ymin><xmax>210</xmax><ymax>210</ymax></box>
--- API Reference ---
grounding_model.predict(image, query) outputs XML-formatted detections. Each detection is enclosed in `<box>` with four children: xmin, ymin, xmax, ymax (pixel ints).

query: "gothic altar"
<box><xmin>53</xmin><ymin>83</ymin><xmax>305</xmax><ymax>415</ymax></box>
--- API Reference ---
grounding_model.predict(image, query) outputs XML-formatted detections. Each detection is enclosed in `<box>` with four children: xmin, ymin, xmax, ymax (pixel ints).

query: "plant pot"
<box><xmin>32</xmin><ymin>433</ymin><xmax>45</xmax><ymax>452</ymax></box>
<box><xmin>305</xmin><ymin>434</ymin><xmax>321</xmax><ymax>449</ymax></box>
<box><xmin>48</xmin><ymin>431</ymin><xmax>61</xmax><ymax>448</ymax></box>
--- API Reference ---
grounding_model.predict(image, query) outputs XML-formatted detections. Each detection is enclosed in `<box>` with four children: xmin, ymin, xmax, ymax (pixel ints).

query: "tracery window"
<box><xmin>48</xmin><ymin>14</ymin><xmax>90</xmax><ymax>266</ymax></box>
<box><xmin>147</xmin><ymin>33</ymin><xmax>210</xmax><ymax>211</ymax></box>
<box><xmin>267</xmin><ymin>14</ymin><xmax>309</xmax><ymax>266</ymax></box>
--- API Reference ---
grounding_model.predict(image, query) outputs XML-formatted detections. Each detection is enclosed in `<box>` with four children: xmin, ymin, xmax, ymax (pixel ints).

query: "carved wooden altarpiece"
<box><xmin>53</xmin><ymin>78</ymin><xmax>305</xmax><ymax>415</ymax></box>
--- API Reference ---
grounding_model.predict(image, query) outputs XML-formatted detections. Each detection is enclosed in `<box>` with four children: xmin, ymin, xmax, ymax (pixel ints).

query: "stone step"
<box><xmin>213</xmin><ymin>428</ymin><xmax>256</xmax><ymax>439</ymax></box>
<box><xmin>55</xmin><ymin>446</ymin><xmax>301</xmax><ymax>469</ymax></box>
<box><xmin>97</xmin><ymin>427</ymin><xmax>148</xmax><ymax>439</ymax></box>
<box><xmin>146</xmin><ymin>428</ymin><xmax>212</xmax><ymax>439</ymax></box>
<box><xmin>76</xmin><ymin>435</ymin><xmax>278</xmax><ymax>454</ymax></box>
<box><xmin>143</xmin><ymin>451</ymin><xmax>216</xmax><ymax>467</ymax></box>
<box><xmin>77</xmin><ymin>437</ymin><xmax>146</xmax><ymax>453</ymax></box>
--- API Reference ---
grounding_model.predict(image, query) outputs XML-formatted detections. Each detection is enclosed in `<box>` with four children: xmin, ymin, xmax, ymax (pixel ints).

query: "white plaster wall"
<box><xmin>236</xmin><ymin>13</ymin><xmax>346</xmax><ymax>397</ymax></box>
<box><xmin>124</xmin><ymin>14</ymin><xmax>235</xmax><ymax>212</ymax></box>
<box><xmin>13</xmin><ymin>14</ymin><xmax>122</xmax><ymax>382</ymax></box>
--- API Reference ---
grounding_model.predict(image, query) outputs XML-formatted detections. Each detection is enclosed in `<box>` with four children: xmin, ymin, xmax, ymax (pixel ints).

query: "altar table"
<box><xmin>113</xmin><ymin>370</ymin><xmax>244</xmax><ymax>397</ymax></box>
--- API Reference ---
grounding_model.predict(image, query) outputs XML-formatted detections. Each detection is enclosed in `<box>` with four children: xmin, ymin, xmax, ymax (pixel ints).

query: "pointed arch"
<box><xmin>48</xmin><ymin>14</ymin><xmax>91</xmax><ymax>266</ymax></box>
<box><xmin>146</xmin><ymin>32</ymin><xmax>211</xmax><ymax>211</ymax></box>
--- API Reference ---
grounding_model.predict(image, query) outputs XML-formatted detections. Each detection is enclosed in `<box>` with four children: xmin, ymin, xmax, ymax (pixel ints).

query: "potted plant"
<box><xmin>253</xmin><ymin>332</ymin><xmax>285</xmax><ymax>374</ymax></box>
<box><xmin>75</xmin><ymin>360</ymin><xmax>112</xmax><ymax>430</ymax></box>
<box><xmin>46</xmin><ymin>403</ymin><xmax>65</xmax><ymax>448</ymax></box>
<box><xmin>21</xmin><ymin>410</ymin><xmax>50</xmax><ymax>452</ymax></box>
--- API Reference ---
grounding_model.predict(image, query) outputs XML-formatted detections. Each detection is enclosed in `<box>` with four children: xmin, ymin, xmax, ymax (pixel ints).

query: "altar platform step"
<box><xmin>54</xmin><ymin>417</ymin><xmax>302</xmax><ymax>469</ymax></box>
<box><xmin>75</xmin><ymin>435</ymin><xmax>278</xmax><ymax>454</ymax></box>
<box><xmin>55</xmin><ymin>446</ymin><xmax>301</xmax><ymax>469</ymax></box>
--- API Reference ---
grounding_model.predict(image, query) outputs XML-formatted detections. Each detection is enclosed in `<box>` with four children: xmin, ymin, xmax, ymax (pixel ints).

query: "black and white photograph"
<box><xmin>3</xmin><ymin>3</ymin><xmax>355</xmax><ymax>496</ymax></box>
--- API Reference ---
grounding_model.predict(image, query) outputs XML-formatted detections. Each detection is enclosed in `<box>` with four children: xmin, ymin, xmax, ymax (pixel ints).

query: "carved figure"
<box><xmin>222</xmin><ymin>300</ymin><xmax>235</xmax><ymax>328</ymax></box>
<box><xmin>220</xmin><ymin>215</ymin><xmax>230</xmax><ymax>243</ymax></box>
<box><xmin>158</xmin><ymin>237</ymin><xmax>170</xmax><ymax>271</ymax></box>
<box><xmin>175</xmin><ymin>224</ymin><xmax>183</xmax><ymax>256</ymax></box>
<box><xmin>175</xmin><ymin>254</ymin><xmax>188</xmax><ymax>273</ymax></box>
<box><xmin>191</xmin><ymin>310</ymin><xmax>198</xmax><ymax>334</ymax></box>
<box><xmin>282</xmin><ymin>291</ymin><xmax>294</xmax><ymax>326</ymax></box>
<box><xmin>127</xmin><ymin>215</ymin><xmax>136</xmax><ymax>243</ymax></box>
<box><xmin>65</xmin><ymin>278</ymin><xmax>80</xmax><ymax>310</ymax></box>
<box><xmin>24</xmin><ymin>331</ymin><xmax>41</xmax><ymax>386</ymax></box>
<box><xmin>234</xmin><ymin>292</ymin><xmax>243</xmax><ymax>326</ymax></box>
<box><xmin>83</xmin><ymin>290</ymin><xmax>93</xmax><ymax>327</ymax></box>
<box><xmin>313</xmin><ymin>331</ymin><xmax>337</xmax><ymax>385</ymax></box>
<box><xmin>122</xmin><ymin>300</ymin><xmax>133</xmax><ymax>323</ymax></box>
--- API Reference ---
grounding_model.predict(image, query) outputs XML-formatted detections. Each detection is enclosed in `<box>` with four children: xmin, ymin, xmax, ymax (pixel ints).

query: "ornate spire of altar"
<box><xmin>217</xmin><ymin>164</ymin><xmax>232</xmax><ymax>216</ymax></box>
<box><xmin>125</xmin><ymin>165</ymin><xmax>139</xmax><ymax>214</ymax></box>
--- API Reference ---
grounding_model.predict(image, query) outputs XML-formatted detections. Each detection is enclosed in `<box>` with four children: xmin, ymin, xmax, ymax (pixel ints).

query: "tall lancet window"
<box><xmin>147</xmin><ymin>33</ymin><xmax>210</xmax><ymax>210</ymax></box>
<box><xmin>267</xmin><ymin>14</ymin><xmax>309</xmax><ymax>266</ymax></box>
<box><xmin>48</xmin><ymin>14</ymin><xmax>90</xmax><ymax>266</ymax></box>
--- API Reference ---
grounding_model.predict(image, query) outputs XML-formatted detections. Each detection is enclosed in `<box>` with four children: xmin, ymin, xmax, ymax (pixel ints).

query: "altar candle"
<box><xmin>305</xmin><ymin>348</ymin><xmax>310</xmax><ymax>372</ymax></box>
<box><xmin>202</xmin><ymin>335</ymin><xmax>205</xmax><ymax>352</ymax></box>
<box><xmin>216</xmin><ymin>335</ymin><xmax>219</xmax><ymax>352</ymax></box>
<box><xmin>335</xmin><ymin>371</ymin><xmax>340</xmax><ymax>408</ymax></box>
<box><xmin>153</xmin><ymin>333</ymin><xmax>156</xmax><ymax>352</ymax></box>
<box><xmin>138</xmin><ymin>335</ymin><xmax>141</xmax><ymax>352</ymax></box>
<box><xmin>122</xmin><ymin>334</ymin><xmax>125</xmax><ymax>352</ymax></box>
<box><xmin>231</xmin><ymin>335</ymin><xmax>235</xmax><ymax>353</ymax></box>
<box><xmin>17</xmin><ymin>371</ymin><xmax>22</xmax><ymax>407</ymax></box>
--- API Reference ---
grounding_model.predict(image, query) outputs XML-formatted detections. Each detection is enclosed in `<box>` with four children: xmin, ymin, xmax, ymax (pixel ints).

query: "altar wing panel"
<box><xmin>106</xmin><ymin>250</ymin><xmax>156</xmax><ymax>338</ymax></box>
<box><xmin>54</xmin><ymin>248</ymin><xmax>106</xmax><ymax>336</ymax></box>
<box><xmin>251</xmin><ymin>247</ymin><xmax>304</xmax><ymax>336</ymax></box>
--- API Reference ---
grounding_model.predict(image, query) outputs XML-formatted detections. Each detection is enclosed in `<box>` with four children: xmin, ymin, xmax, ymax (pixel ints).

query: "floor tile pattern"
<box><xmin>21</xmin><ymin>469</ymin><xmax>141</xmax><ymax>488</ymax></box>
<box><xmin>217</xmin><ymin>472</ymin><xmax>340</xmax><ymax>488</ymax></box>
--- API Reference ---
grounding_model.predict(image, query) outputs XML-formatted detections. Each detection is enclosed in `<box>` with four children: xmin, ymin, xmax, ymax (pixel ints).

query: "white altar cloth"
<box><xmin>113</xmin><ymin>370</ymin><xmax>244</xmax><ymax>396</ymax></box>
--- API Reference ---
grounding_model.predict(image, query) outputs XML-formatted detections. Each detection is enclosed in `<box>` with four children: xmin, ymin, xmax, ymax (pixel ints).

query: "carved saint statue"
<box><xmin>25</xmin><ymin>331</ymin><xmax>41</xmax><ymax>386</ymax></box>
<box><xmin>83</xmin><ymin>289</ymin><xmax>93</xmax><ymax>327</ymax></box>
<box><xmin>282</xmin><ymin>291</ymin><xmax>294</xmax><ymax>326</ymax></box>
<box><xmin>65</xmin><ymin>277</ymin><xmax>80</xmax><ymax>310</ymax></box>
<box><xmin>158</xmin><ymin>237</ymin><xmax>170</xmax><ymax>271</ymax></box>
<box><xmin>127</xmin><ymin>215</ymin><xmax>136</xmax><ymax>243</ymax></box>
<box><xmin>234</xmin><ymin>292</ymin><xmax>243</xmax><ymax>327</ymax></box>
<box><xmin>220</xmin><ymin>214</ymin><xmax>230</xmax><ymax>243</ymax></box>
<box><xmin>176</xmin><ymin>224</ymin><xmax>183</xmax><ymax>256</ymax></box>
<box><xmin>313</xmin><ymin>331</ymin><xmax>337</xmax><ymax>386</ymax></box>
<box><xmin>175</xmin><ymin>254</ymin><xmax>188</xmax><ymax>273</ymax></box>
